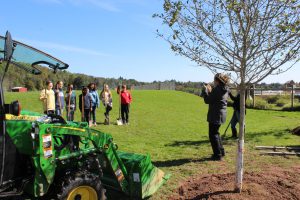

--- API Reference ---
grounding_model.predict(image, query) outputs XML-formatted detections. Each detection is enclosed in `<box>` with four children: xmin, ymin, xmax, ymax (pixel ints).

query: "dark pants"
<box><xmin>44</xmin><ymin>110</ymin><xmax>54</xmax><ymax>115</ymax></box>
<box><xmin>209</xmin><ymin>123</ymin><xmax>225</xmax><ymax>158</ymax></box>
<box><xmin>55</xmin><ymin>107</ymin><xmax>63</xmax><ymax>116</ymax></box>
<box><xmin>90</xmin><ymin>106</ymin><xmax>97</xmax><ymax>124</ymax></box>
<box><xmin>66</xmin><ymin>108</ymin><xmax>75</xmax><ymax>121</ymax></box>
<box><xmin>121</xmin><ymin>104</ymin><xmax>129</xmax><ymax>123</ymax></box>
<box><xmin>231</xmin><ymin>110</ymin><xmax>240</xmax><ymax>137</ymax></box>
<box><xmin>105</xmin><ymin>105</ymin><xmax>112</xmax><ymax>118</ymax></box>
<box><xmin>82</xmin><ymin>109</ymin><xmax>90</xmax><ymax>123</ymax></box>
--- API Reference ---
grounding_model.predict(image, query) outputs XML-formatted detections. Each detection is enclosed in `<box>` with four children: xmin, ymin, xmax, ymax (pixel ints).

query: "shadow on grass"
<box><xmin>153</xmin><ymin>157</ymin><xmax>213</xmax><ymax>167</ymax></box>
<box><xmin>165</xmin><ymin>137</ymin><xmax>237</xmax><ymax>147</ymax></box>
<box><xmin>165</xmin><ymin>139</ymin><xmax>210</xmax><ymax>147</ymax></box>
<box><xmin>245</xmin><ymin>129</ymin><xmax>290</xmax><ymax>141</ymax></box>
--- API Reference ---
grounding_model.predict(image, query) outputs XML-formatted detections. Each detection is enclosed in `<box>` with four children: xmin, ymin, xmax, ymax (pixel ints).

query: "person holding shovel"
<box><xmin>65</xmin><ymin>84</ymin><xmax>76</xmax><ymax>121</ymax></box>
<box><xmin>201</xmin><ymin>73</ymin><xmax>229</xmax><ymax>161</ymax></box>
<box><xmin>54</xmin><ymin>81</ymin><xmax>65</xmax><ymax>116</ymax></box>
<box><xmin>39</xmin><ymin>80</ymin><xmax>55</xmax><ymax>115</ymax></box>
<box><xmin>100</xmin><ymin>84</ymin><xmax>113</xmax><ymax>125</ymax></box>
<box><xmin>79</xmin><ymin>86</ymin><xmax>92</xmax><ymax>126</ymax></box>
<box><xmin>120</xmin><ymin>85</ymin><xmax>132</xmax><ymax>125</ymax></box>
<box><xmin>228</xmin><ymin>91</ymin><xmax>247</xmax><ymax>138</ymax></box>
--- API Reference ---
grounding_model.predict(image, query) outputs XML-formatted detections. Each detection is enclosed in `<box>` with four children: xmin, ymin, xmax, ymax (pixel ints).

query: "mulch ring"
<box><xmin>169</xmin><ymin>166</ymin><xmax>300</xmax><ymax>200</ymax></box>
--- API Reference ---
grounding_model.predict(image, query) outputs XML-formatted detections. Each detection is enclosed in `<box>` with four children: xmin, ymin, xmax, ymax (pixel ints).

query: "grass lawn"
<box><xmin>5</xmin><ymin>90</ymin><xmax>300</xmax><ymax>199</ymax></box>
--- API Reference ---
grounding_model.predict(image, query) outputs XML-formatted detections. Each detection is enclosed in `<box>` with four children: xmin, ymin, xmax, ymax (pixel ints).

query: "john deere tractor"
<box><xmin>0</xmin><ymin>31</ymin><xmax>168</xmax><ymax>200</ymax></box>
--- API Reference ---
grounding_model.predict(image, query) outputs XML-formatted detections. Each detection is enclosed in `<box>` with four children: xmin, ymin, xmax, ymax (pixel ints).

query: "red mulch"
<box><xmin>169</xmin><ymin>166</ymin><xmax>300</xmax><ymax>200</ymax></box>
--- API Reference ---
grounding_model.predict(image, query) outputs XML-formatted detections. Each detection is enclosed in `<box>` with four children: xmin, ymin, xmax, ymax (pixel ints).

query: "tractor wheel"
<box><xmin>57</xmin><ymin>171</ymin><xmax>106</xmax><ymax>200</ymax></box>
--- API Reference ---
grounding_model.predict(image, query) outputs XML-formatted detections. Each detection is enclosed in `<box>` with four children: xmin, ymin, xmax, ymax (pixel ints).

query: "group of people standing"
<box><xmin>39</xmin><ymin>81</ymin><xmax>132</xmax><ymax>126</ymax></box>
<box><xmin>201</xmin><ymin>73</ymin><xmax>242</xmax><ymax>161</ymax></box>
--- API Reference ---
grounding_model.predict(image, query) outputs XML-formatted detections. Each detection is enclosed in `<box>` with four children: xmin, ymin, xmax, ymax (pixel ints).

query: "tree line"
<box><xmin>0</xmin><ymin>63</ymin><xmax>146</xmax><ymax>91</ymax></box>
<box><xmin>1</xmin><ymin>62</ymin><xmax>296</xmax><ymax>93</ymax></box>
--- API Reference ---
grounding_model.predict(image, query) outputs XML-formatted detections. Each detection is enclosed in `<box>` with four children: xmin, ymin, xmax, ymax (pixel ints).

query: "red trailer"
<box><xmin>11</xmin><ymin>87</ymin><xmax>27</xmax><ymax>92</ymax></box>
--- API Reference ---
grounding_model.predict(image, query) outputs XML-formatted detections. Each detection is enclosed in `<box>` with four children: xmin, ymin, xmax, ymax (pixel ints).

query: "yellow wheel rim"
<box><xmin>67</xmin><ymin>186</ymin><xmax>98</xmax><ymax>200</ymax></box>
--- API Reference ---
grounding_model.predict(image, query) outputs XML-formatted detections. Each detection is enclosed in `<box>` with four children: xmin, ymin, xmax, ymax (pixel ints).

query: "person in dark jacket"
<box><xmin>65</xmin><ymin>84</ymin><xmax>76</xmax><ymax>121</ymax></box>
<box><xmin>79</xmin><ymin>87</ymin><xmax>92</xmax><ymax>126</ymax></box>
<box><xmin>229</xmin><ymin>91</ymin><xmax>247</xmax><ymax>138</ymax></box>
<box><xmin>202</xmin><ymin>73</ymin><xmax>229</xmax><ymax>161</ymax></box>
<box><xmin>229</xmin><ymin>92</ymin><xmax>240</xmax><ymax>138</ymax></box>
<box><xmin>54</xmin><ymin>81</ymin><xmax>65</xmax><ymax>116</ymax></box>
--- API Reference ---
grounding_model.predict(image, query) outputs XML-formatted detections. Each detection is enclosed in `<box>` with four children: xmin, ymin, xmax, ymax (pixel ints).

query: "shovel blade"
<box><xmin>117</xmin><ymin>118</ymin><xmax>123</xmax><ymax>125</ymax></box>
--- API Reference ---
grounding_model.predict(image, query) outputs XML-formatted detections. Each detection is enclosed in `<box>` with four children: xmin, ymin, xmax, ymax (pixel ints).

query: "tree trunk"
<box><xmin>235</xmin><ymin>86</ymin><xmax>246</xmax><ymax>192</ymax></box>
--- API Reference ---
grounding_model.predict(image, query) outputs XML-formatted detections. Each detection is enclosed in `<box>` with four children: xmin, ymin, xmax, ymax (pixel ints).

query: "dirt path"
<box><xmin>169</xmin><ymin>166</ymin><xmax>300</xmax><ymax>200</ymax></box>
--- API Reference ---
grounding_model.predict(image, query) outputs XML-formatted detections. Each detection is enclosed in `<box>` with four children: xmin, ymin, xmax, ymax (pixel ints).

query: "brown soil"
<box><xmin>169</xmin><ymin>166</ymin><xmax>300</xmax><ymax>200</ymax></box>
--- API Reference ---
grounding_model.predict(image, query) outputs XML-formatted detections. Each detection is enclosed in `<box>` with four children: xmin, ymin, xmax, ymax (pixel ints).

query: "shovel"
<box><xmin>221</xmin><ymin>117</ymin><xmax>232</xmax><ymax>139</ymax></box>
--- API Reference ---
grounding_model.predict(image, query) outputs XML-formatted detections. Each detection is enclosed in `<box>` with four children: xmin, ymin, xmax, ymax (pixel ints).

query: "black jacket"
<box><xmin>203</xmin><ymin>85</ymin><xmax>229</xmax><ymax>125</ymax></box>
<box><xmin>229</xmin><ymin>93</ymin><xmax>240</xmax><ymax>111</ymax></box>
<box><xmin>229</xmin><ymin>92</ymin><xmax>247</xmax><ymax>114</ymax></box>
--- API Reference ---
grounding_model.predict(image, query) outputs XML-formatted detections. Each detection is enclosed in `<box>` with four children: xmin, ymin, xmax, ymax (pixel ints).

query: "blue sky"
<box><xmin>0</xmin><ymin>0</ymin><xmax>299</xmax><ymax>83</ymax></box>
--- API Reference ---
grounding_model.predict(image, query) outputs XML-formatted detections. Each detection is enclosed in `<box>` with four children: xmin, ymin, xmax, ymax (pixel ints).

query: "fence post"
<box><xmin>291</xmin><ymin>84</ymin><xmax>295</xmax><ymax>109</ymax></box>
<box><xmin>252</xmin><ymin>84</ymin><xmax>255</xmax><ymax>108</ymax></box>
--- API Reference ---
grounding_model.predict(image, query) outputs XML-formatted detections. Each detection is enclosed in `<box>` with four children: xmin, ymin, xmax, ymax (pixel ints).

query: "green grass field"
<box><xmin>4</xmin><ymin>90</ymin><xmax>300</xmax><ymax>199</ymax></box>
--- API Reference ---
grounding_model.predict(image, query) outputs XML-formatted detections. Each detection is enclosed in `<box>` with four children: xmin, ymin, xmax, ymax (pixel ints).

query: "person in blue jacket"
<box><xmin>88</xmin><ymin>83</ymin><xmax>100</xmax><ymax>126</ymax></box>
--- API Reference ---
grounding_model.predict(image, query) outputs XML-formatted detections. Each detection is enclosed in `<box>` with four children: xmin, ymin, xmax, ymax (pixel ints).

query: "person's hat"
<box><xmin>214</xmin><ymin>73</ymin><xmax>230</xmax><ymax>85</ymax></box>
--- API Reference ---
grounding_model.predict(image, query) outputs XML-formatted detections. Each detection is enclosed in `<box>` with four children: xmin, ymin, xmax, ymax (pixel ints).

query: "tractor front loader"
<box><xmin>0</xmin><ymin>31</ymin><xmax>169</xmax><ymax>200</ymax></box>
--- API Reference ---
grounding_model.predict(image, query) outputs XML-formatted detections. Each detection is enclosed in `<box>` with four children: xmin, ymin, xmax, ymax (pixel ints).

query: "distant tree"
<box><xmin>36</xmin><ymin>79</ymin><xmax>44</xmax><ymax>90</ymax></box>
<box><xmin>25</xmin><ymin>79</ymin><xmax>35</xmax><ymax>91</ymax></box>
<box><xmin>73</xmin><ymin>76</ymin><xmax>84</xmax><ymax>90</ymax></box>
<box><xmin>156</xmin><ymin>0</ymin><xmax>300</xmax><ymax>192</ymax></box>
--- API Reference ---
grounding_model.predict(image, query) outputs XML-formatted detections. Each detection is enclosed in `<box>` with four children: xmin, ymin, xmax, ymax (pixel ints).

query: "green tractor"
<box><xmin>0</xmin><ymin>31</ymin><xmax>169</xmax><ymax>199</ymax></box>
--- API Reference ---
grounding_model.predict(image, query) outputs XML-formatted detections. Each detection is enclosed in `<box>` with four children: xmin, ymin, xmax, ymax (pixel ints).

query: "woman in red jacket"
<box><xmin>120</xmin><ymin>85</ymin><xmax>132</xmax><ymax>125</ymax></box>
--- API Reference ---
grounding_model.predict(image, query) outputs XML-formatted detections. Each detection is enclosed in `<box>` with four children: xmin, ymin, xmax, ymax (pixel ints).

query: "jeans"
<box><xmin>209</xmin><ymin>123</ymin><xmax>225</xmax><ymax>158</ymax></box>
<box><xmin>105</xmin><ymin>105</ymin><xmax>112</xmax><ymax>118</ymax></box>
<box><xmin>66</xmin><ymin>108</ymin><xmax>75</xmax><ymax>121</ymax></box>
<box><xmin>90</xmin><ymin>106</ymin><xmax>97</xmax><ymax>124</ymax></box>
<box><xmin>55</xmin><ymin>107</ymin><xmax>63</xmax><ymax>116</ymax></box>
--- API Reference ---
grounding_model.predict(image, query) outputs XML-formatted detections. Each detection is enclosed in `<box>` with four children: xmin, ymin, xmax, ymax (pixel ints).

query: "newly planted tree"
<box><xmin>155</xmin><ymin>0</ymin><xmax>300</xmax><ymax>192</ymax></box>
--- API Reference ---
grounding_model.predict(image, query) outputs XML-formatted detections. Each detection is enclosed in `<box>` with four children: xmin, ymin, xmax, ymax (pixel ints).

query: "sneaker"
<box><xmin>93</xmin><ymin>122</ymin><xmax>97</xmax><ymax>126</ymax></box>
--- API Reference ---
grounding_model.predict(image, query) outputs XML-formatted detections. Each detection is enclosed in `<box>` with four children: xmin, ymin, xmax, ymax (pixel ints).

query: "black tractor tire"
<box><xmin>57</xmin><ymin>171</ymin><xmax>106</xmax><ymax>200</ymax></box>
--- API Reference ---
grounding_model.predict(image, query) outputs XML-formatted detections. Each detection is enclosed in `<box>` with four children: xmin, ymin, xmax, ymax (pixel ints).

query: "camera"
<box><xmin>200</xmin><ymin>83</ymin><xmax>208</xmax><ymax>97</ymax></box>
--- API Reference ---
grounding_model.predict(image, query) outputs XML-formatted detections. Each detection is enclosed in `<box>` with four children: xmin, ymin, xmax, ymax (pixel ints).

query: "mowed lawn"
<box><xmin>5</xmin><ymin>90</ymin><xmax>300</xmax><ymax>199</ymax></box>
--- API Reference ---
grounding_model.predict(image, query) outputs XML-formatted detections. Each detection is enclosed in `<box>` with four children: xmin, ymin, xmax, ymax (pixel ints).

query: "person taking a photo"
<box><xmin>201</xmin><ymin>73</ymin><xmax>230</xmax><ymax>161</ymax></box>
